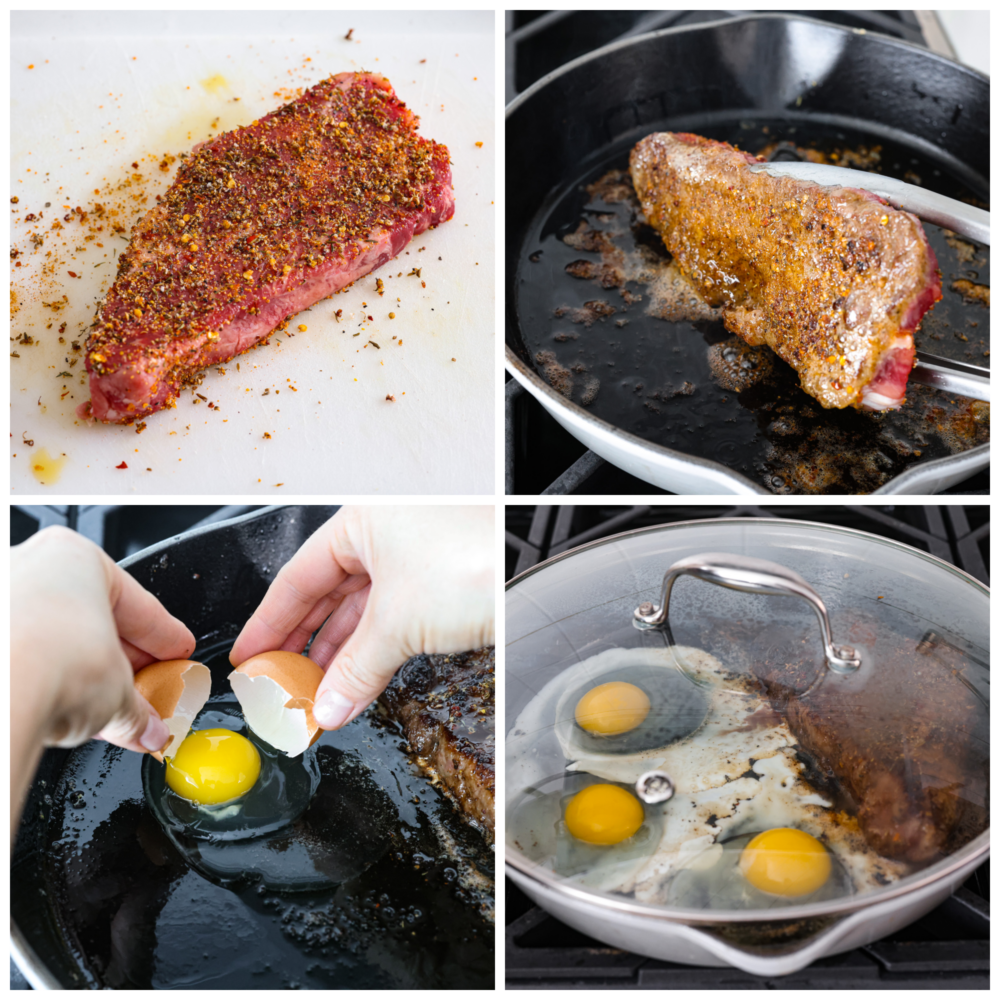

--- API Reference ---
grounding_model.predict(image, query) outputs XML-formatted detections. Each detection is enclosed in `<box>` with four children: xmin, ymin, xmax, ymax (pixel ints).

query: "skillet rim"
<box><xmin>504</xmin><ymin>514</ymin><xmax>991</xmax><ymax>924</ymax></box>
<box><xmin>504</xmin><ymin>12</ymin><xmax>990</xmax><ymax>496</ymax></box>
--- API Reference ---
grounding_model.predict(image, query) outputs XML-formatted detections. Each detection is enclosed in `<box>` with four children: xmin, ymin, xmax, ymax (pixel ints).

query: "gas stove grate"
<box><xmin>506</xmin><ymin>504</ymin><xmax>989</xmax><ymax>583</ymax></box>
<box><xmin>505</xmin><ymin>504</ymin><xmax>989</xmax><ymax>988</ymax></box>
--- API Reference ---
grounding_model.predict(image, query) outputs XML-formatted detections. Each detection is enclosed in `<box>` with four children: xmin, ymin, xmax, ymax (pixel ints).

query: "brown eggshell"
<box><xmin>133</xmin><ymin>659</ymin><xmax>211</xmax><ymax>762</ymax></box>
<box><xmin>229</xmin><ymin>650</ymin><xmax>325</xmax><ymax>756</ymax></box>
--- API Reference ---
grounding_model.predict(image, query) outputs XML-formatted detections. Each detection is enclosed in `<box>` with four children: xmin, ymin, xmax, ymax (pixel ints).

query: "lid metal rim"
<box><xmin>505</xmin><ymin>516</ymin><xmax>990</xmax><ymax>597</ymax></box>
<box><xmin>505</xmin><ymin>516</ymin><xmax>990</xmax><ymax>921</ymax></box>
<box><xmin>505</xmin><ymin>831</ymin><xmax>989</xmax><ymax>925</ymax></box>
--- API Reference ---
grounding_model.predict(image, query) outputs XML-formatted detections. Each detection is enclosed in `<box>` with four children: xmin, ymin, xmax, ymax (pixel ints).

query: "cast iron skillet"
<box><xmin>506</xmin><ymin>14</ymin><xmax>990</xmax><ymax>495</ymax></box>
<box><xmin>11</xmin><ymin>506</ymin><xmax>494</xmax><ymax>989</ymax></box>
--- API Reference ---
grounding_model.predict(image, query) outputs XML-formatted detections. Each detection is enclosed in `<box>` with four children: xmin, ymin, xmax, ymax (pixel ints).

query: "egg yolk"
<box><xmin>739</xmin><ymin>827</ymin><xmax>832</xmax><ymax>896</ymax></box>
<box><xmin>565</xmin><ymin>784</ymin><xmax>644</xmax><ymax>845</ymax></box>
<box><xmin>575</xmin><ymin>682</ymin><xmax>651</xmax><ymax>736</ymax></box>
<box><xmin>165</xmin><ymin>728</ymin><xmax>261</xmax><ymax>805</ymax></box>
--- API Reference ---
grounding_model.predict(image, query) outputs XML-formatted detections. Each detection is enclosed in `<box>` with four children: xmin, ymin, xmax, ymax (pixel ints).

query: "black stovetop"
<box><xmin>505</xmin><ymin>10</ymin><xmax>988</xmax><ymax>497</ymax></box>
<box><xmin>505</xmin><ymin>504</ymin><xmax>989</xmax><ymax>989</ymax></box>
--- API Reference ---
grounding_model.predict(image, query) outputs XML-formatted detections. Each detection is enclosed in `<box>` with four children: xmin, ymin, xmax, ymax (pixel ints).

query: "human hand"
<box><xmin>11</xmin><ymin>526</ymin><xmax>196</xmax><ymax>755</ymax></box>
<box><xmin>229</xmin><ymin>505</ymin><xmax>494</xmax><ymax>730</ymax></box>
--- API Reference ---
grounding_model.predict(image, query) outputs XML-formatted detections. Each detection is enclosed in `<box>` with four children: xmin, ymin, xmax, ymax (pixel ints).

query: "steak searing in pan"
<box><xmin>527</xmin><ymin>135</ymin><xmax>988</xmax><ymax>495</ymax></box>
<box><xmin>630</xmin><ymin>132</ymin><xmax>942</xmax><ymax>411</ymax></box>
<box><xmin>380</xmin><ymin>647</ymin><xmax>495</xmax><ymax>844</ymax></box>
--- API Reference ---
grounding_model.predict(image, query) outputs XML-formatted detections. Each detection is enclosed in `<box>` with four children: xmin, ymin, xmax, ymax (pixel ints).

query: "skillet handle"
<box><xmin>633</xmin><ymin>552</ymin><xmax>861</xmax><ymax>674</ymax></box>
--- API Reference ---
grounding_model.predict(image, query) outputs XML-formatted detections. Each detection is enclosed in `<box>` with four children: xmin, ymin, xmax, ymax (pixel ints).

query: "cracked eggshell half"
<box><xmin>229</xmin><ymin>651</ymin><xmax>325</xmax><ymax>757</ymax></box>
<box><xmin>134</xmin><ymin>659</ymin><xmax>212</xmax><ymax>762</ymax></box>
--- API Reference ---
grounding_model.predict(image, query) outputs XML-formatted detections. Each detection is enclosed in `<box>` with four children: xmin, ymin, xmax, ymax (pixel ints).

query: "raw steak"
<box><xmin>630</xmin><ymin>132</ymin><xmax>941</xmax><ymax>410</ymax></box>
<box><xmin>379</xmin><ymin>647</ymin><xmax>495</xmax><ymax>844</ymax></box>
<box><xmin>79</xmin><ymin>72</ymin><xmax>454</xmax><ymax>423</ymax></box>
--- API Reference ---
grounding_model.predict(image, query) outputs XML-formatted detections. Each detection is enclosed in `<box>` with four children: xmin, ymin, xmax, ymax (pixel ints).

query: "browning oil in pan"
<box><xmin>18</xmin><ymin>641</ymin><xmax>493</xmax><ymax>989</ymax></box>
<box><xmin>516</xmin><ymin>121</ymin><xmax>989</xmax><ymax>495</ymax></box>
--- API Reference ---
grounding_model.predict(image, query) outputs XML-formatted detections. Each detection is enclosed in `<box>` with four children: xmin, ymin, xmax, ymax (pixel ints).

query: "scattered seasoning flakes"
<box><xmin>475</xmin><ymin>141</ymin><xmax>483</xmax><ymax>148</ymax></box>
<box><xmin>375</xmin><ymin>277</ymin><xmax>384</xmax><ymax>296</ymax></box>
<box><xmin>451</xmin><ymin>357</ymin><xmax>456</xmax><ymax>362</ymax></box>
<box><xmin>345</xmin><ymin>28</ymin><xmax>354</xmax><ymax>40</ymax></box>
<box><xmin>263</xmin><ymin>432</ymin><xmax>272</xmax><ymax>439</ymax></box>
<box><xmin>274</xmin><ymin>482</ymin><xmax>284</xmax><ymax>487</ymax></box>
<box><xmin>386</xmin><ymin>394</ymin><xmax>395</xmax><ymax>401</ymax></box>
<box><xmin>369</xmin><ymin>340</ymin><xmax>380</xmax><ymax>349</ymax></box>
<box><xmin>298</xmin><ymin>324</ymin><xmax>307</xmax><ymax>331</ymax></box>
<box><xmin>116</xmin><ymin>461</ymin><xmax>128</xmax><ymax>469</ymax></box>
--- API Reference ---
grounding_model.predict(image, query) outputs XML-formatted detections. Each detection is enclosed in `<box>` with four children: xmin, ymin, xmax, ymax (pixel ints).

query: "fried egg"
<box><xmin>508</xmin><ymin>645</ymin><xmax>912</xmax><ymax>909</ymax></box>
<box><xmin>565</xmin><ymin>784</ymin><xmax>645</xmax><ymax>844</ymax></box>
<box><xmin>575</xmin><ymin>682</ymin><xmax>651</xmax><ymax>736</ymax></box>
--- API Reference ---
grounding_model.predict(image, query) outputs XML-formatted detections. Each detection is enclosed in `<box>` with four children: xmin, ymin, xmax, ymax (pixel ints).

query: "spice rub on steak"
<box><xmin>630</xmin><ymin>132</ymin><xmax>941</xmax><ymax>411</ymax></box>
<box><xmin>79</xmin><ymin>71</ymin><xmax>454</xmax><ymax>423</ymax></box>
<box><xmin>380</xmin><ymin>647</ymin><xmax>494</xmax><ymax>844</ymax></box>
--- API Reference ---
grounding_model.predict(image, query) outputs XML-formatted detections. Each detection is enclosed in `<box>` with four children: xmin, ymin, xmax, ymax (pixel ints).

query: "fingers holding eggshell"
<box><xmin>103</xmin><ymin>558</ymin><xmax>196</xmax><ymax>666</ymax></box>
<box><xmin>96</xmin><ymin>688</ymin><xmax>170</xmax><ymax>756</ymax></box>
<box><xmin>133</xmin><ymin>659</ymin><xmax>212</xmax><ymax>761</ymax></box>
<box><xmin>228</xmin><ymin>531</ymin><xmax>357</xmax><ymax>665</ymax></box>
<box><xmin>307</xmin><ymin>582</ymin><xmax>371</xmax><ymax>670</ymax></box>
<box><xmin>229</xmin><ymin>651</ymin><xmax>325</xmax><ymax>756</ymax></box>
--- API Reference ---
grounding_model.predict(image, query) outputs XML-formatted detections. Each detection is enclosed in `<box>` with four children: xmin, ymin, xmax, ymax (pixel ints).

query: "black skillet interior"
<box><xmin>507</xmin><ymin>15</ymin><xmax>990</xmax><ymax>494</ymax></box>
<box><xmin>11</xmin><ymin>506</ymin><xmax>494</xmax><ymax>989</ymax></box>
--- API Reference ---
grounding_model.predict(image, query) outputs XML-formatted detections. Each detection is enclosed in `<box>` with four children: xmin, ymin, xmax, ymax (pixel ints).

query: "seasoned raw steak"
<box><xmin>630</xmin><ymin>132</ymin><xmax>941</xmax><ymax>410</ymax></box>
<box><xmin>80</xmin><ymin>72</ymin><xmax>454</xmax><ymax>423</ymax></box>
<box><xmin>380</xmin><ymin>647</ymin><xmax>494</xmax><ymax>844</ymax></box>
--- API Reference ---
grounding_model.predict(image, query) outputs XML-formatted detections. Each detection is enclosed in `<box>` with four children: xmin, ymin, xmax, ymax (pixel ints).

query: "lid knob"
<box><xmin>633</xmin><ymin>552</ymin><xmax>861</xmax><ymax>674</ymax></box>
<box><xmin>635</xmin><ymin>770</ymin><xmax>675</xmax><ymax>804</ymax></box>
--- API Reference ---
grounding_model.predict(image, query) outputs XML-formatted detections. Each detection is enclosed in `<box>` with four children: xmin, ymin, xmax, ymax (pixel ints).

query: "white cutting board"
<box><xmin>10</xmin><ymin>11</ymin><xmax>494</xmax><ymax>495</ymax></box>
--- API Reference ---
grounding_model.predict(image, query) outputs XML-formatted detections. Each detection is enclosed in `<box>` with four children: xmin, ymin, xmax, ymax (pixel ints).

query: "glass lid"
<box><xmin>506</xmin><ymin>519</ymin><xmax>989</xmax><ymax>917</ymax></box>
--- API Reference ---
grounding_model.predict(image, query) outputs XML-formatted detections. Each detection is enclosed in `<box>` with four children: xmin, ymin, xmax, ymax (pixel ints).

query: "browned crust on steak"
<box><xmin>749</xmin><ymin>614</ymin><xmax>988</xmax><ymax>863</ymax></box>
<box><xmin>380</xmin><ymin>647</ymin><xmax>494</xmax><ymax>843</ymax></box>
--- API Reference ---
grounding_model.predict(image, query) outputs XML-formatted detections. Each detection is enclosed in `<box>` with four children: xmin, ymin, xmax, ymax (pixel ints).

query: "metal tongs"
<box><xmin>749</xmin><ymin>161</ymin><xmax>990</xmax><ymax>403</ymax></box>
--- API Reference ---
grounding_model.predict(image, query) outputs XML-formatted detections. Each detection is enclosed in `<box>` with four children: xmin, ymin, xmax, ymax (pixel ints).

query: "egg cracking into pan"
<box><xmin>508</xmin><ymin>645</ymin><xmax>913</xmax><ymax>910</ymax></box>
<box><xmin>129</xmin><ymin>645</ymin><xmax>425</xmax><ymax>897</ymax></box>
<box><xmin>136</xmin><ymin>652</ymin><xmax>328</xmax><ymax>889</ymax></box>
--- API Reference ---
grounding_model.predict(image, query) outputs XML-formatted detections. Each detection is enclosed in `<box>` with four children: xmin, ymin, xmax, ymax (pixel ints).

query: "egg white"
<box><xmin>510</xmin><ymin>645</ymin><xmax>912</xmax><ymax>907</ymax></box>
